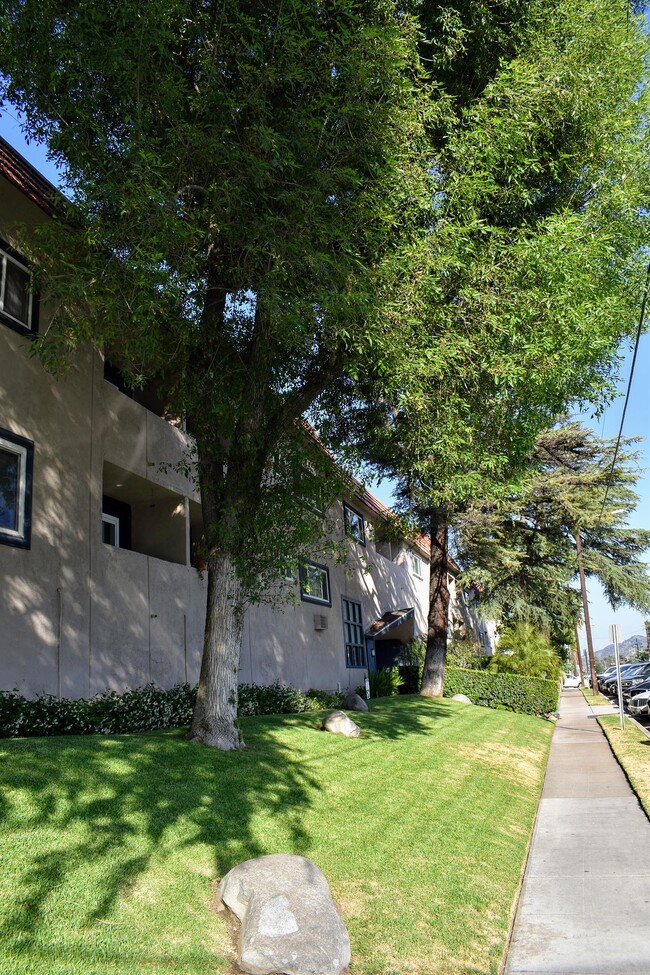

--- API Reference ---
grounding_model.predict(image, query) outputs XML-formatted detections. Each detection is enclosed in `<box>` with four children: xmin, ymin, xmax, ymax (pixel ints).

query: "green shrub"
<box><xmin>363</xmin><ymin>666</ymin><xmax>404</xmax><ymax>699</ymax></box>
<box><xmin>444</xmin><ymin>666</ymin><xmax>559</xmax><ymax>716</ymax></box>
<box><xmin>447</xmin><ymin>635</ymin><xmax>485</xmax><ymax>669</ymax></box>
<box><xmin>0</xmin><ymin>681</ymin><xmax>344</xmax><ymax>738</ymax></box>
<box><xmin>0</xmin><ymin>683</ymin><xmax>196</xmax><ymax>738</ymax></box>
<box><xmin>304</xmin><ymin>688</ymin><xmax>345</xmax><ymax>711</ymax></box>
<box><xmin>238</xmin><ymin>681</ymin><xmax>309</xmax><ymax>716</ymax></box>
<box><xmin>488</xmin><ymin>623</ymin><xmax>564</xmax><ymax>681</ymax></box>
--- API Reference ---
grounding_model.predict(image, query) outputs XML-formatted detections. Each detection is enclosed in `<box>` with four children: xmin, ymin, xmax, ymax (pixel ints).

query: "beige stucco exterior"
<box><xmin>0</xmin><ymin>141</ymin><xmax>493</xmax><ymax>701</ymax></box>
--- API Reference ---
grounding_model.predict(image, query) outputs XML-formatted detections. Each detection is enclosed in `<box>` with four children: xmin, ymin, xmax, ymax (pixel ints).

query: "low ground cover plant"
<box><xmin>0</xmin><ymin>695</ymin><xmax>552</xmax><ymax>975</ymax></box>
<box><xmin>0</xmin><ymin>683</ymin><xmax>343</xmax><ymax>738</ymax></box>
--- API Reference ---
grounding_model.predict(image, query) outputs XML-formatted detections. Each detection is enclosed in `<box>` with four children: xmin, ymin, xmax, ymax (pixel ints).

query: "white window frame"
<box><xmin>299</xmin><ymin>560</ymin><xmax>331</xmax><ymax>606</ymax></box>
<box><xmin>102</xmin><ymin>513</ymin><xmax>121</xmax><ymax>547</ymax></box>
<box><xmin>0</xmin><ymin>429</ymin><xmax>33</xmax><ymax>549</ymax></box>
<box><xmin>0</xmin><ymin>240</ymin><xmax>37</xmax><ymax>335</ymax></box>
<box><xmin>412</xmin><ymin>554</ymin><xmax>424</xmax><ymax>579</ymax></box>
<box><xmin>344</xmin><ymin>503</ymin><xmax>366</xmax><ymax>545</ymax></box>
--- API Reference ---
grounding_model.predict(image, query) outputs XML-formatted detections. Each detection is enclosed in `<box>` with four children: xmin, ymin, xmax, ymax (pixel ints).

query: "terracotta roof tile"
<box><xmin>0</xmin><ymin>136</ymin><xmax>61</xmax><ymax>217</ymax></box>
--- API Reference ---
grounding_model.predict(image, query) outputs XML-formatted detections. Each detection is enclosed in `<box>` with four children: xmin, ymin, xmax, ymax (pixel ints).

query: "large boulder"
<box><xmin>321</xmin><ymin>711</ymin><xmax>361</xmax><ymax>737</ymax></box>
<box><xmin>218</xmin><ymin>854</ymin><xmax>351</xmax><ymax>975</ymax></box>
<box><xmin>451</xmin><ymin>694</ymin><xmax>472</xmax><ymax>704</ymax></box>
<box><xmin>342</xmin><ymin>691</ymin><xmax>368</xmax><ymax>712</ymax></box>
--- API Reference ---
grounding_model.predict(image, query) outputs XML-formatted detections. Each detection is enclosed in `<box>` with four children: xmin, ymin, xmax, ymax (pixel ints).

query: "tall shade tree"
<box><xmin>315</xmin><ymin>1</ymin><xmax>650</xmax><ymax>696</ymax></box>
<box><xmin>2</xmin><ymin>0</ymin><xmax>650</xmax><ymax>732</ymax></box>
<box><xmin>455</xmin><ymin>422</ymin><xmax>650</xmax><ymax>659</ymax></box>
<box><xmin>0</xmin><ymin>0</ymin><xmax>434</xmax><ymax>748</ymax></box>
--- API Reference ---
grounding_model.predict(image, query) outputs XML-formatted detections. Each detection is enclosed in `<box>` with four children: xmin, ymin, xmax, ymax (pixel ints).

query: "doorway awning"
<box><xmin>366</xmin><ymin>607</ymin><xmax>414</xmax><ymax>638</ymax></box>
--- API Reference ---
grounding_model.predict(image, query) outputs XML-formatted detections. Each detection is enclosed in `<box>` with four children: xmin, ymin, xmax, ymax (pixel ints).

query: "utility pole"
<box><xmin>574</xmin><ymin>623</ymin><xmax>585</xmax><ymax>687</ymax></box>
<box><xmin>576</xmin><ymin>532</ymin><xmax>599</xmax><ymax>695</ymax></box>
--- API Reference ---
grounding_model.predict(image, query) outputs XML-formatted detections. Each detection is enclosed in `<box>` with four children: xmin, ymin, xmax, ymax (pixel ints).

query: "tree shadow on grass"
<box><xmin>354</xmin><ymin>693</ymin><xmax>457</xmax><ymax>740</ymax></box>
<box><xmin>0</xmin><ymin>697</ymin><xmax>456</xmax><ymax>971</ymax></box>
<box><xmin>0</xmin><ymin>723</ymin><xmax>321</xmax><ymax>970</ymax></box>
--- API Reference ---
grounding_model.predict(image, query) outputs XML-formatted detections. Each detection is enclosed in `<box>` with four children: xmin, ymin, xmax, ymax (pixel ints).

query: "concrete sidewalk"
<box><xmin>504</xmin><ymin>688</ymin><xmax>650</xmax><ymax>975</ymax></box>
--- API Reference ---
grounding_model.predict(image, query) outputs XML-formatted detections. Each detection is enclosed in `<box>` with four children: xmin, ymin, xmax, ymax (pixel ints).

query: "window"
<box><xmin>342</xmin><ymin>597</ymin><xmax>365</xmax><ymax>668</ymax></box>
<box><xmin>102</xmin><ymin>513</ymin><xmax>120</xmax><ymax>547</ymax></box>
<box><xmin>412</xmin><ymin>554</ymin><xmax>423</xmax><ymax>579</ymax></box>
<box><xmin>0</xmin><ymin>428</ymin><xmax>34</xmax><ymax>549</ymax></box>
<box><xmin>299</xmin><ymin>561</ymin><xmax>331</xmax><ymax>606</ymax></box>
<box><xmin>0</xmin><ymin>240</ymin><xmax>39</xmax><ymax>336</ymax></box>
<box><xmin>344</xmin><ymin>503</ymin><xmax>365</xmax><ymax>545</ymax></box>
<box><xmin>280</xmin><ymin>559</ymin><xmax>296</xmax><ymax>582</ymax></box>
<box><xmin>101</xmin><ymin>495</ymin><xmax>132</xmax><ymax>550</ymax></box>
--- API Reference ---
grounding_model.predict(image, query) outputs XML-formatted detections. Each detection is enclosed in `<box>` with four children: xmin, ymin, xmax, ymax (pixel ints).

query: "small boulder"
<box><xmin>218</xmin><ymin>854</ymin><xmax>351</xmax><ymax>975</ymax></box>
<box><xmin>322</xmin><ymin>711</ymin><xmax>361</xmax><ymax>737</ymax></box>
<box><xmin>451</xmin><ymin>694</ymin><xmax>472</xmax><ymax>704</ymax></box>
<box><xmin>342</xmin><ymin>691</ymin><xmax>368</xmax><ymax>712</ymax></box>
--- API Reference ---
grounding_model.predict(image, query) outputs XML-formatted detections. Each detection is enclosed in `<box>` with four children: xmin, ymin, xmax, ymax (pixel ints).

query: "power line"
<box><xmin>598</xmin><ymin>259</ymin><xmax>650</xmax><ymax>521</ymax></box>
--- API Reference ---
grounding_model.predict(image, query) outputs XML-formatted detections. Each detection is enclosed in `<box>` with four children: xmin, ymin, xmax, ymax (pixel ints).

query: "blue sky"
<box><xmin>1</xmin><ymin>106</ymin><xmax>648</xmax><ymax>654</ymax></box>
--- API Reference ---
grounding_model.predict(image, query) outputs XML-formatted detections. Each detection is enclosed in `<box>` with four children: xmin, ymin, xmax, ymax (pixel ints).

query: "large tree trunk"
<box><xmin>188</xmin><ymin>552</ymin><xmax>244</xmax><ymax>749</ymax></box>
<box><xmin>420</xmin><ymin>508</ymin><xmax>450</xmax><ymax>698</ymax></box>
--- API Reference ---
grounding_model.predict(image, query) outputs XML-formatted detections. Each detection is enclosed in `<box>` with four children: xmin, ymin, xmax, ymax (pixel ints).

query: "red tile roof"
<box><xmin>0</xmin><ymin>136</ymin><xmax>61</xmax><ymax>217</ymax></box>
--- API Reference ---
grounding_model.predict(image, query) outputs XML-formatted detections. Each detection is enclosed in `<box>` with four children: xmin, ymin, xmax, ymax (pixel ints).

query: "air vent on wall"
<box><xmin>313</xmin><ymin>613</ymin><xmax>328</xmax><ymax>631</ymax></box>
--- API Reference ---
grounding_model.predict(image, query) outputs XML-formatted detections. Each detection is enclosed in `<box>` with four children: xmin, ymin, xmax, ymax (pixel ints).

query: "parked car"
<box><xmin>597</xmin><ymin>666</ymin><xmax>618</xmax><ymax>683</ymax></box>
<box><xmin>601</xmin><ymin>663</ymin><xmax>645</xmax><ymax>695</ymax></box>
<box><xmin>623</xmin><ymin>675</ymin><xmax>650</xmax><ymax>704</ymax></box>
<box><xmin>563</xmin><ymin>673</ymin><xmax>581</xmax><ymax>688</ymax></box>
<box><xmin>628</xmin><ymin>689</ymin><xmax>650</xmax><ymax>719</ymax></box>
<box><xmin>618</xmin><ymin>664</ymin><xmax>650</xmax><ymax>700</ymax></box>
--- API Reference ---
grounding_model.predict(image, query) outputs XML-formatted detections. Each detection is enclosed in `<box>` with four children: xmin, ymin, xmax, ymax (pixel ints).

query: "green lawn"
<box><xmin>597</xmin><ymin>714</ymin><xmax>650</xmax><ymax>817</ymax></box>
<box><xmin>0</xmin><ymin>696</ymin><xmax>552</xmax><ymax>975</ymax></box>
<box><xmin>580</xmin><ymin>687</ymin><xmax>611</xmax><ymax>706</ymax></box>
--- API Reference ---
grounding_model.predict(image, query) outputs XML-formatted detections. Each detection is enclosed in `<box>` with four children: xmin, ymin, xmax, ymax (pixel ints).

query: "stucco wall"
<box><xmin>0</xmin><ymin>166</ymin><xmax>486</xmax><ymax>701</ymax></box>
<box><xmin>239</xmin><ymin>525</ymin><xmax>429</xmax><ymax>692</ymax></box>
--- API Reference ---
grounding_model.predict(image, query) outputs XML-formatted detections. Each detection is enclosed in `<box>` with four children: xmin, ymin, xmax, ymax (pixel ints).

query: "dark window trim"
<box><xmin>344</xmin><ymin>502</ymin><xmax>366</xmax><ymax>546</ymax></box>
<box><xmin>0</xmin><ymin>427</ymin><xmax>34</xmax><ymax>549</ymax></box>
<box><xmin>0</xmin><ymin>237</ymin><xmax>40</xmax><ymax>337</ymax></box>
<box><xmin>342</xmin><ymin>595</ymin><xmax>366</xmax><ymax>669</ymax></box>
<box><xmin>299</xmin><ymin>560</ymin><xmax>331</xmax><ymax>606</ymax></box>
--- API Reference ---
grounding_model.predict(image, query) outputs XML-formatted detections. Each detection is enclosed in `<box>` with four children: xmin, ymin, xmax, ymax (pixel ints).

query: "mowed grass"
<box><xmin>580</xmin><ymin>687</ymin><xmax>611</xmax><ymax>707</ymax></box>
<box><xmin>597</xmin><ymin>714</ymin><xmax>650</xmax><ymax>817</ymax></box>
<box><xmin>0</xmin><ymin>696</ymin><xmax>552</xmax><ymax>975</ymax></box>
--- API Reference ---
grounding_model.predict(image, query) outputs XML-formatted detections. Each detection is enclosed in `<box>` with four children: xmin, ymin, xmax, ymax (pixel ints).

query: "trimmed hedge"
<box><xmin>238</xmin><ymin>682</ymin><xmax>343</xmax><ymax>716</ymax></box>
<box><xmin>0</xmin><ymin>681</ymin><xmax>344</xmax><ymax>738</ymax></box>
<box><xmin>443</xmin><ymin>666</ymin><xmax>559</xmax><ymax>716</ymax></box>
<box><xmin>0</xmin><ymin>683</ymin><xmax>197</xmax><ymax>738</ymax></box>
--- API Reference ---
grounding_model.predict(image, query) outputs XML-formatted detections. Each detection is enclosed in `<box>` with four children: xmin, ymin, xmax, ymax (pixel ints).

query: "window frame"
<box><xmin>412</xmin><ymin>554</ymin><xmax>424</xmax><ymax>579</ymax></box>
<box><xmin>299</xmin><ymin>560</ymin><xmax>331</xmax><ymax>606</ymax></box>
<box><xmin>0</xmin><ymin>239</ymin><xmax>39</xmax><ymax>336</ymax></box>
<box><xmin>0</xmin><ymin>427</ymin><xmax>34</xmax><ymax>549</ymax></box>
<box><xmin>101</xmin><ymin>495</ymin><xmax>132</xmax><ymax>550</ymax></box>
<box><xmin>343</xmin><ymin>502</ymin><xmax>366</xmax><ymax>546</ymax></box>
<box><xmin>342</xmin><ymin>596</ymin><xmax>366</xmax><ymax>669</ymax></box>
<box><xmin>101</xmin><ymin>512</ymin><xmax>121</xmax><ymax>547</ymax></box>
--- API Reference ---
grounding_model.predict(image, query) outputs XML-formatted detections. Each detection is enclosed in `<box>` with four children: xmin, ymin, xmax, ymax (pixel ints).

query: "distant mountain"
<box><xmin>596</xmin><ymin>634</ymin><xmax>648</xmax><ymax>660</ymax></box>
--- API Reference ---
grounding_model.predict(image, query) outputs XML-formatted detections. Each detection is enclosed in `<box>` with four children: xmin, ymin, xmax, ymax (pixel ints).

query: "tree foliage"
<box><xmin>316</xmin><ymin>1</ymin><xmax>650</xmax><ymax>696</ymax></box>
<box><xmin>1</xmin><ymin>1</ymin><xmax>649</xmax><ymax>739</ymax></box>
<box><xmin>0</xmin><ymin>0</ymin><xmax>432</xmax><ymax>747</ymax></box>
<box><xmin>455</xmin><ymin>422</ymin><xmax>650</xmax><ymax>644</ymax></box>
<box><xmin>487</xmin><ymin>623</ymin><xmax>564</xmax><ymax>681</ymax></box>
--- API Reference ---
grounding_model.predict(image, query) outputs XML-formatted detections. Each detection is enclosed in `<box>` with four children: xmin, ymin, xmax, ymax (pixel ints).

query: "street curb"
<box><xmin>594</xmin><ymin>712</ymin><xmax>650</xmax><ymax>825</ymax></box>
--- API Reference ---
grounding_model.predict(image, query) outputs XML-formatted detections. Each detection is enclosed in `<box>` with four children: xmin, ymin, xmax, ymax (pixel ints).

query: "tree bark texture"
<box><xmin>188</xmin><ymin>553</ymin><xmax>244</xmax><ymax>749</ymax></box>
<box><xmin>420</xmin><ymin>509</ymin><xmax>450</xmax><ymax>698</ymax></box>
